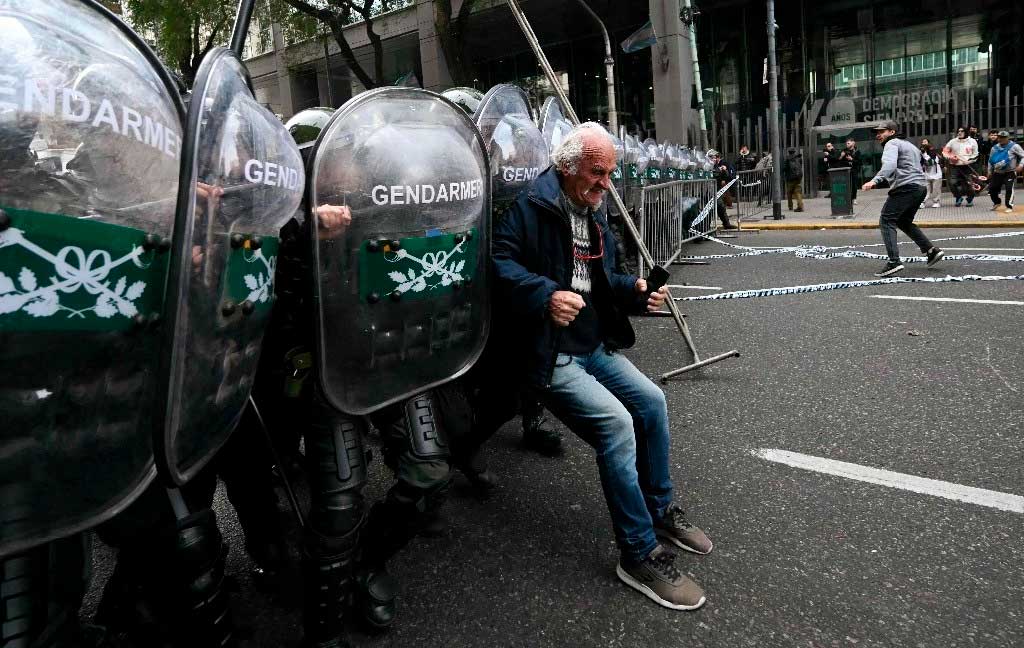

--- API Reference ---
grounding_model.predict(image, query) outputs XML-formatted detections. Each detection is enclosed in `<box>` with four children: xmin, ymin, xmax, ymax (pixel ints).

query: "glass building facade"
<box><xmin>693</xmin><ymin>0</ymin><xmax>1024</xmax><ymax>189</ymax></box>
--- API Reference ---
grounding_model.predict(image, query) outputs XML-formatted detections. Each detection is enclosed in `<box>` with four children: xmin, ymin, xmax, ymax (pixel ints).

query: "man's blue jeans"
<box><xmin>538</xmin><ymin>344</ymin><xmax>673</xmax><ymax>563</ymax></box>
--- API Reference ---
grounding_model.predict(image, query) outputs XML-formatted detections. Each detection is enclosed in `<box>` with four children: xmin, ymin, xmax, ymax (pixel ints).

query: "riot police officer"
<box><xmin>275</xmin><ymin>92</ymin><xmax>491</xmax><ymax>647</ymax></box>
<box><xmin>1</xmin><ymin>2</ymin><xmax>185</xmax><ymax>645</ymax></box>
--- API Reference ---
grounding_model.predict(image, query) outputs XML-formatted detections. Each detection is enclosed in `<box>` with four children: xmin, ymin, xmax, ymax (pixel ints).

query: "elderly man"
<box><xmin>493</xmin><ymin>122</ymin><xmax>712</xmax><ymax>611</ymax></box>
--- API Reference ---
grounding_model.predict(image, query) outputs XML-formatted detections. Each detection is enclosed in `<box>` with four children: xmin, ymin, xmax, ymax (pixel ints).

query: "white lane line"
<box><xmin>872</xmin><ymin>295</ymin><xmax>1024</xmax><ymax>305</ymax></box>
<box><xmin>753</xmin><ymin>448</ymin><xmax>1024</xmax><ymax>514</ymax></box>
<box><xmin>943</xmin><ymin>247</ymin><xmax>1024</xmax><ymax>251</ymax></box>
<box><xmin>668</xmin><ymin>284</ymin><xmax>722</xmax><ymax>290</ymax></box>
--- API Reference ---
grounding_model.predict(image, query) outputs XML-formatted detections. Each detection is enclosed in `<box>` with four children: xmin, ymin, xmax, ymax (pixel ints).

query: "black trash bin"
<box><xmin>829</xmin><ymin>167</ymin><xmax>853</xmax><ymax>217</ymax></box>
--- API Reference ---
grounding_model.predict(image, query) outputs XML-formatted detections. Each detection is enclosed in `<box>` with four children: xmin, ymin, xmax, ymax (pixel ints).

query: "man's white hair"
<box><xmin>552</xmin><ymin>122</ymin><xmax>615</xmax><ymax>175</ymax></box>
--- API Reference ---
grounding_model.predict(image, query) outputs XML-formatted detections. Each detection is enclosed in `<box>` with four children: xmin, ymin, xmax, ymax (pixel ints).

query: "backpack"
<box><xmin>784</xmin><ymin>156</ymin><xmax>802</xmax><ymax>180</ymax></box>
<box><xmin>990</xmin><ymin>144</ymin><xmax>1012</xmax><ymax>173</ymax></box>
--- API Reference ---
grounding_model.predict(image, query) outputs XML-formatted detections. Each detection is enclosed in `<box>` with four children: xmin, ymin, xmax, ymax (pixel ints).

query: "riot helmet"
<box><xmin>285</xmin><ymin>107</ymin><xmax>334</xmax><ymax>165</ymax></box>
<box><xmin>441</xmin><ymin>87</ymin><xmax>484</xmax><ymax>116</ymax></box>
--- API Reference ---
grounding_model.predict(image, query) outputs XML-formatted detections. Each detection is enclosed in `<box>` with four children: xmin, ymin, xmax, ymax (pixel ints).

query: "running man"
<box><xmin>862</xmin><ymin>120</ymin><xmax>945</xmax><ymax>277</ymax></box>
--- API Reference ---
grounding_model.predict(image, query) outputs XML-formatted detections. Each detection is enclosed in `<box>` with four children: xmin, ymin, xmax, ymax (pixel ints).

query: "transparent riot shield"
<box><xmin>156</xmin><ymin>48</ymin><xmax>304</xmax><ymax>485</ymax></box>
<box><xmin>476</xmin><ymin>84</ymin><xmax>549</xmax><ymax>217</ymax></box>
<box><xmin>309</xmin><ymin>88</ymin><xmax>490</xmax><ymax>415</ymax></box>
<box><xmin>537</xmin><ymin>96</ymin><xmax>574</xmax><ymax>156</ymax></box>
<box><xmin>0</xmin><ymin>0</ymin><xmax>183</xmax><ymax>557</ymax></box>
<box><xmin>441</xmin><ymin>87</ymin><xmax>484</xmax><ymax>116</ymax></box>
<box><xmin>664</xmin><ymin>142</ymin><xmax>681</xmax><ymax>181</ymax></box>
<box><xmin>680</xmin><ymin>147</ymin><xmax>696</xmax><ymax>179</ymax></box>
<box><xmin>643</xmin><ymin>138</ymin><xmax>664</xmax><ymax>184</ymax></box>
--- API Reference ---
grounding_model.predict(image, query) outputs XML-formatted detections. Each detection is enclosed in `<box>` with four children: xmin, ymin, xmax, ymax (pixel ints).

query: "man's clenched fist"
<box><xmin>549</xmin><ymin>290</ymin><xmax>585</xmax><ymax>327</ymax></box>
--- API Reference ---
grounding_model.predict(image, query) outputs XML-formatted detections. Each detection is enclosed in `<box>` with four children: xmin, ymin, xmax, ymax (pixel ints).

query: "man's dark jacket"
<box><xmin>735</xmin><ymin>151</ymin><xmax>758</xmax><ymax>172</ymax></box>
<box><xmin>492</xmin><ymin>166</ymin><xmax>646</xmax><ymax>389</ymax></box>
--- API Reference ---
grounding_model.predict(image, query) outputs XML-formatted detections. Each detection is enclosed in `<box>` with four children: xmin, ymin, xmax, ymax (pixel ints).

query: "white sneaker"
<box><xmin>920</xmin><ymin>203</ymin><xmax>925</xmax><ymax>209</ymax></box>
<box><xmin>931</xmin><ymin>202</ymin><xmax>940</xmax><ymax>208</ymax></box>
<box><xmin>1006</xmin><ymin>207</ymin><xmax>1014</xmax><ymax>214</ymax></box>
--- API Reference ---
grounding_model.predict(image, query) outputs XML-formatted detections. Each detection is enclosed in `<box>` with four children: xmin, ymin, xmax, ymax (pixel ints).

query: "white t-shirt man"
<box><xmin>942</xmin><ymin>136</ymin><xmax>978</xmax><ymax>166</ymax></box>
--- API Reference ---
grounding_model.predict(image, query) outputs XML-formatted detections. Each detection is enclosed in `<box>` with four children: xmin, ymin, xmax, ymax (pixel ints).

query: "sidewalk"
<box><xmin>736</xmin><ymin>191</ymin><xmax>1024</xmax><ymax>230</ymax></box>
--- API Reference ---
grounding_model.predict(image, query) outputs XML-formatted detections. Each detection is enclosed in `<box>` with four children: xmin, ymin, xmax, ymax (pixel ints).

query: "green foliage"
<box><xmin>122</xmin><ymin>0</ymin><xmax>235</xmax><ymax>85</ymax></box>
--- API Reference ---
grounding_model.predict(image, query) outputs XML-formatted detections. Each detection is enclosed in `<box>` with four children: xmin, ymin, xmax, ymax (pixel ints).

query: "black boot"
<box><xmin>520</xmin><ymin>401</ymin><xmax>562</xmax><ymax>457</ymax></box>
<box><xmin>353</xmin><ymin>565</ymin><xmax>398</xmax><ymax>631</ymax></box>
<box><xmin>301</xmin><ymin>526</ymin><xmax>358</xmax><ymax>648</ymax></box>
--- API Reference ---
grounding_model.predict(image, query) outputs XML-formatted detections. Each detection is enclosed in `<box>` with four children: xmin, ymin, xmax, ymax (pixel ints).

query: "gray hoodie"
<box><xmin>870</xmin><ymin>136</ymin><xmax>925</xmax><ymax>190</ymax></box>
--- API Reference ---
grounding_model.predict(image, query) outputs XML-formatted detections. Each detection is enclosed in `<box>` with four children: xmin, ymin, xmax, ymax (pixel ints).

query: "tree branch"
<box><xmin>281</xmin><ymin>0</ymin><xmax>378</xmax><ymax>90</ymax></box>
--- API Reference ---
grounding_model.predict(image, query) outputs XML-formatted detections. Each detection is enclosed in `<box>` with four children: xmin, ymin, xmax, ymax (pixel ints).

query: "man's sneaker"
<box><xmin>875</xmin><ymin>261</ymin><xmax>905</xmax><ymax>277</ymax></box>
<box><xmin>990</xmin><ymin>203</ymin><xmax>1001</xmax><ymax>211</ymax></box>
<box><xmin>919</xmin><ymin>203</ymin><xmax>925</xmax><ymax>209</ymax></box>
<box><xmin>926</xmin><ymin>247</ymin><xmax>945</xmax><ymax>267</ymax></box>
<box><xmin>955</xmin><ymin>197</ymin><xmax>963</xmax><ymax>207</ymax></box>
<box><xmin>1006</xmin><ymin>207</ymin><xmax>1014</xmax><ymax>214</ymax></box>
<box><xmin>932</xmin><ymin>202</ymin><xmax>940</xmax><ymax>208</ymax></box>
<box><xmin>966</xmin><ymin>199</ymin><xmax>974</xmax><ymax>207</ymax></box>
<box><xmin>616</xmin><ymin>545</ymin><xmax>706</xmax><ymax>611</ymax></box>
<box><xmin>654</xmin><ymin>505</ymin><xmax>713</xmax><ymax>554</ymax></box>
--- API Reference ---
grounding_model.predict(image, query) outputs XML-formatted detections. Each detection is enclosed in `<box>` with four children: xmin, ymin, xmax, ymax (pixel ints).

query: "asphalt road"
<box><xmin>84</xmin><ymin>228</ymin><xmax>1024</xmax><ymax>648</ymax></box>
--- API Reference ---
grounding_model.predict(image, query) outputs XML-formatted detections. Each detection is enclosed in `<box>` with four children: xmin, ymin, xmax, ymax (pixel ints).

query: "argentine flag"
<box><xmin>621</xmin><ymin>20</ymin><xmax>657</xmax><ymax>53</ymax></box>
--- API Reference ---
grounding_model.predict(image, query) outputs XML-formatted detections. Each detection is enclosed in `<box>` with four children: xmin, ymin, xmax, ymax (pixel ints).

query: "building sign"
<box><xmin>859</xmin><ymin>88</ymin><xmax>952</xmax><ymax>124</ymax></box>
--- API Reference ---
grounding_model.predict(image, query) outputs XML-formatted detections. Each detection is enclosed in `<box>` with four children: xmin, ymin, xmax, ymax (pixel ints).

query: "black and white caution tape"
<box><xmin>688</xmin><ymin>178</ymin><xmax>738</xmax><ymax>231</ymax></box>
<box><xmin>674</xmin><ymin>274</ymin><xmax>1024</xmax><ymax>302</ymax></box>
<box><xmin>678</xmin><ymin>230</ymin><xmax>1024</xmax><ymax>262</ymax></box>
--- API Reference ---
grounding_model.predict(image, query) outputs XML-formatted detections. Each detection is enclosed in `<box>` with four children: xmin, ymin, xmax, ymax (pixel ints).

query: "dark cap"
<box><xmin>873</xmin><ymin>120</ymin><xmax>898</xmax><ymax>131</ymax></box>
<box><xmin>998</xmin><ymin>130</ymin><xmax>1010</xmax><ymax>138</ymax></box>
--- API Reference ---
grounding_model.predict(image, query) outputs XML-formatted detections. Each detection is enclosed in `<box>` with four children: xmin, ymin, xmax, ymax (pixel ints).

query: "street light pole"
<box><xmin>766</xmin><ymin>0</ymin><xmax>783</xmax><ymax>219</ymax></box>
<box><xmin>681</xmin><ymin>0</ymin><xmax>708</xmax><ymax>148</ymax></box>
<box><xmin>575</xmin><ymin>0</ymin><xmax>618</xmax><ymax>132</ymax></box>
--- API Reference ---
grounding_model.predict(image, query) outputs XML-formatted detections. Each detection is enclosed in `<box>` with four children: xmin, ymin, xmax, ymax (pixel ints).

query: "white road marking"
<box><xmin>942</xmin><ymin>247</ymin><xmax>1024</xmax><ymax>251</ymax></box>
<box><xmin>872</xmin><ymin>295</ymin><xmax>1024</xmax><ymax>305</ymax></box>
<box><xmin>753</xmin><ymin>448</ymin><xmax>1024</xmax><ymax>514</ymax></box>
<box><xmin>667</xmin><ymin>284</ymin><xmax>722</xmax><ymax>290</ymax></box>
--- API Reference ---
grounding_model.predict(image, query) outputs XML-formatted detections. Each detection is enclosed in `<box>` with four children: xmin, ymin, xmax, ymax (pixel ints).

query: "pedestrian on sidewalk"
<box><xmin>838</xmin><ymin>138</ymin><xmax>863</xmax><ymax>204</ymax></box>
<box><xmin>784</xmin><ymin>147</ymin><xmax>804</xmax><ymax>212</ymax></box>
<box><xmin>942</xmin><ymin>126</ymin><xmax>979</xmax><ymax>207</ymax></box>
<box><xmin>818</xmin><ymin>142</ymin><xmax>838</xmax><ymax>195</ymax></box>
<box><xmin>987</xmin><ymin>130</ymin><xmax>1024</xmax><ymax>214</ymax></box>
<box><xmin>979</xmin><ymin>129</ymin><xmax>999</xmax><ymax>163</ymax></box>
<box><xmin>862</xmin><ymin>121</ymin><xmax>945</xmax><ymax>277</ymax></box>
<box><xmin>919</xmin><ymin>138</ymin><xmax>943</xmax><ymax>208</ymax></box>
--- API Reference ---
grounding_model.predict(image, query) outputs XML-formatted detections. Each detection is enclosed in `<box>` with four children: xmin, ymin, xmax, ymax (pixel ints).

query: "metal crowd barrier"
<box><xmin>636</xmin><ymin>178</ymin><xmax>718</xmax><ymax>277</ymax></box>
<box><xmin>733</xmin><ymin>168</ymin><xmax>773</xmax><ymax>225</ymax></box>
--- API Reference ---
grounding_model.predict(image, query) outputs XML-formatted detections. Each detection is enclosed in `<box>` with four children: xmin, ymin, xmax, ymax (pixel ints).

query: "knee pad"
<box><xmin>403</xmin><ymin>392</ymin><xmax>450</xmax><ymax>460</ymax></box>
<box><xmin>306</xmin><ymin>409</ymin><xmax>368</xmax><ymax>541</ymax></box>
<box><xmin>1</xmin><ymin>537</ymin><xmax>87</xmax><ymax>648</ymax></box>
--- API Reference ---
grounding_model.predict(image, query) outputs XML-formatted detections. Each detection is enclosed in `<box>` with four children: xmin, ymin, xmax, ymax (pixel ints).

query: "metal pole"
<box><xmin>574</xmin><ymin>0</ymin><xmax>617</xmax><ymax>132</ymax></box>
<box><xmin>504</xmin><ymin>0</ymin><xmax>738</xmax><ymax>377</ymax></box>
<box><xmin>229</xmin><ymin>0</ymin><xmax>257</xmax><ymax>57</ymax></box>
<box><xmin>323</xmin><ymin>36</ymin><xmax>335</xmax><ymax>108</ymax></box>
<box><xmin>248</xmin><ymin>396</ymin><xmax>305</xmax><ymax>529</ymax></box>
<box><xmin>766</xmin><ymin>0</ymin><xmax>783</xmax><ymax>219</ymax></box>
<box><xmin>681</xmin><ymin>0</ymin><xmax>708</xmax><ymax>148</ymax></box>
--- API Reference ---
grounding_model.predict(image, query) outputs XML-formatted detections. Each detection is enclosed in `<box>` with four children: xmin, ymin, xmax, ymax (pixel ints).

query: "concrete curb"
<box><xmin>735</xmin><ymin>220</ymin><xmax>1024</xmax><ymax>231</ymax></box>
